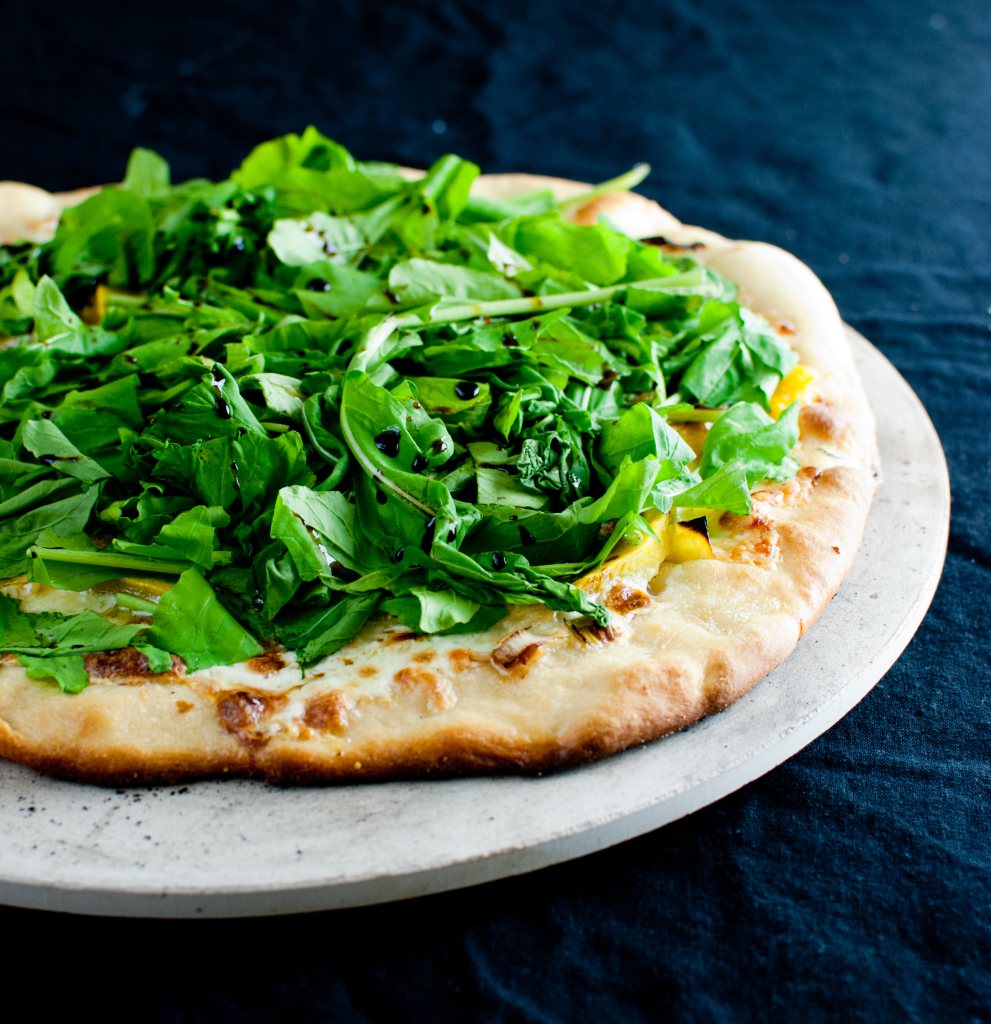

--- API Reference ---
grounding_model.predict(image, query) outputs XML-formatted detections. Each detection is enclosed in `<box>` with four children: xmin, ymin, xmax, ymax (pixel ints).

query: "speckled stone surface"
<box><xmin>0</xmin><ymin>332</ymin><xmax>948</xmax><ymax>917</ymax></box>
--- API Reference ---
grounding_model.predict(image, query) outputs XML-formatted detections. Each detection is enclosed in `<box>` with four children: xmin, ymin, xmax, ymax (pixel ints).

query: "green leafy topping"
<box><xmin>17</xmin><ymin>654</ymin><xmax>89</xmax><ymax>694</ymax></box>
<box><xmin>147</xmin><ymin>569</ymin><xmax>262</xmax><ymax>672</ymax></box>
<box><xmin>0</xmin><ymin>129</ymin><xmax>807</xmax><ymax>687</ymax></box>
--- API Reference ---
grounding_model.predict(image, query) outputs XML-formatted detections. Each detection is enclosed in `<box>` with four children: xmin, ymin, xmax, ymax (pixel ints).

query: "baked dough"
<box><xmin>0</xmin><ymin>174</ymin><xmax>879</xmax><ymax>784</ymax></box>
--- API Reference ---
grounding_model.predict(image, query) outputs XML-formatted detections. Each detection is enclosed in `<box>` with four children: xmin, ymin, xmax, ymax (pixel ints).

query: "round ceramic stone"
<box><xmin>0</xmin><ymin>330</ymin><xmax>949</xmax><ymax>917</ymax></box>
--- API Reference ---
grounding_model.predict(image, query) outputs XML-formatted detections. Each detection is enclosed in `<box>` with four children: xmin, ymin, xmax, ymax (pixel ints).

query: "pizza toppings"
<box><xmin>0</xmin><ymin>129</ymin><xmax>811</xmax><ymax>691</ymax></box>
<box><xmin>490</xmin><ymin>628</ymin><xmax>547</xmax><ymax>671</ymax></box>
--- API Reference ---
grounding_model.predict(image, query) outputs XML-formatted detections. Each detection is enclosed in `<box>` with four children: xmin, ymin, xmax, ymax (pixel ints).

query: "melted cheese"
<box><xmin>188</xmin><ymin>651</ymin><xmax>303</xmax><ymax>693</ymax></box>
<box><xmin>0</xmin><ymin>579</ymin><xmax>115</xmax><ymax>616</ymax></box>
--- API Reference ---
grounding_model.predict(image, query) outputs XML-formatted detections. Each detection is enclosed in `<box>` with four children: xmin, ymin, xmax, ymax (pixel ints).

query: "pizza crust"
<box><xmin>0</xmin><ymin>176</ymin><xmax>879</xmax><ymax>785</ymax></box>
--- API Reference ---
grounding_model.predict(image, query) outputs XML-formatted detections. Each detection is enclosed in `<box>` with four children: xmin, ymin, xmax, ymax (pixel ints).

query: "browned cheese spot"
<box><xmin>394</xmin><ymin>665</ymin><xmax>456</xmax><ymax>711</ymax></box>
<box><xmin>357</xmin><ymin>664</ymin><xmax>379</xmax><ymax>678</ymax></box>
<box><xmin>394</xmin><ymin>666</ymin><xmax>438</xmax><ymax>689</ymax></box>
<box><xmin>216</xmin><ymin>690</ymin><xmax>281</xmax><ymax>745</ymax></box>
<box><xmin>412</xmin><ymin>650</ymin><xmax>435</xmax><ymax>664</ymax></box>
<box><xmin>176</xmin><ymin>700</ymin><xmax>194</xmax><ymax>714</ymax></box>
<box><xmin>303</xmin><ymin>691</ymin><xmax>349</xmax><ymax>732</ymax></box>
<box><xmin>799</xmin><ymin>403</ymin><xmax>852</xmax><ymax>447</ymax></box>
<box><xmin>246</xmin><ymin>648</ymin><xmax>288</xmax><ymax>675</ymax></box>
<box><xmin>341</xmin><ymin>658</ymin><xmax>354</xmax><ymax>666</ymax></box>
<box><xmin>84</xmin><ymin>646</ymin><xmax>183</xmax><ymax>683</ymax></box>
<box><xmin>717</xmin><ymin>509</ymin><xmax>780</xmax><ymax>565</ymax></box>
<box><xmin>752</xmin><ymin>466</ymin><xmax>821</xmax><ymax>509</ymax></box>
<box><xmin>606</xmin><ymin>584</ymin><xmax>652</xmax><ymax>614</ymax></box>
<box><xmin>447</xmin><ymin>648</ymin><xmax>484</xmax><ymax>672</ymax></box>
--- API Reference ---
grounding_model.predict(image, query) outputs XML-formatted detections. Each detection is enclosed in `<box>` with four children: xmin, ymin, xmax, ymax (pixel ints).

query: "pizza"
<box><xmin>0</xmin><ymin>130</ymin><xmax>877</xmax><ymax>784</ymax></box>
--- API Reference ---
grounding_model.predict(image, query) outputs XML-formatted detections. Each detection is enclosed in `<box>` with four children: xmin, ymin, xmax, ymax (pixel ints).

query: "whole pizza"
<box><xmin>0</xmin><ymin>129</ymin><xmax>878</xmax><ymax>784</ymax></box>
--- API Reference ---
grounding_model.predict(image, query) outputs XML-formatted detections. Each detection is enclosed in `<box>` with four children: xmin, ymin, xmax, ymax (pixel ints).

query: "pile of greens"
<box><xmin>0</xmin><ymin>127</ymin><xmax>802</xmax><ymax>689</ymax></box>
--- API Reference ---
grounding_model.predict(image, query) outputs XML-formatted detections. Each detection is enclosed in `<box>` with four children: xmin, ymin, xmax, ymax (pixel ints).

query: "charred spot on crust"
<box><xmin>303</xmin><ymin>691</ymin><xmax>349</xmax><ymax>732</ymax></box>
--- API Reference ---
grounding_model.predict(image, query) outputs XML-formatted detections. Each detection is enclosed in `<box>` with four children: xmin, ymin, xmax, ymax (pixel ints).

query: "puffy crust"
<box><xmin>0</xmin><ymin>178</ymin><xmax>879</xmax><ymax>786</ymax></box>
<box><xmin>0</xmin><ymin>182</ymin><xmax>103</xmax><ymax>244</ymax></box>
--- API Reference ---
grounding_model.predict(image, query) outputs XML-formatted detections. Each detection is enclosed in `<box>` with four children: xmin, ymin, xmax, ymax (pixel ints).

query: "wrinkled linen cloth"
<box><xmin>1</xmin><ymin>1</ymin><xmax>989</xmax><ymax>1021</ymax></box>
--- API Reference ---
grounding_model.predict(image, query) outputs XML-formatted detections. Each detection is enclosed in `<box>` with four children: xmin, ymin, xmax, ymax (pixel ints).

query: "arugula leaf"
<box><xmin>671</xmin><ymin>461</ymin><xmax>752</xmax><ymax>515</ymax></box>
<box><xmin>0</xmin><ymin>593</ymin><xmax>41</xmax><ymax>647</ymax></box>
<box><xmin>17</xmin><ymin>653</ymin><xmax>89</xmax><ymax>694</ymax></box>
<box><xmin>388</xmin><ymin>259</ymin><xmax>520</xmax><ymax>305</ymax></box>
<box><xmin>146</xmin><ymin>364</ymin><xmax>267</xmax><ymax>444</ymax></box>
<box><xmin>51</xmin><ymin>188</ymin><xmax>155</xmax><ymax>287</ymax></box>
<box><xmin>460</xmin><ymin>188</ymin><xmax>555</xmax><ymax>224</ymax></box>
<box><xmin>381</xmin><ymin>586</ymin><xmax>481</xmax><ymax>633</ymax></box>
<box><xmin>500</xmin><ymin>213</ymin><xmax>631</xmax><ymax>286</ymax></box>
<box><xmin>271</xmin><ymin>485</ymin><xmax>363</xmax><ymax>580</ymax></box>
<box><xmin>0</xmin><ymin>487</ymin><xmax>98</xmax><ymax>577</ymax></box>
<box><xmin>241</xmin><ymin>373</ymin><xmax>305</xmax><ymax>418</ymax></box>
<box><xmin>405</xmin><ymin>376</ymin><xmax>491</xmax><ymax>429</ymax></box>
<box><xmin>28</xmin><ymin>555</ymin><xmax>129</xmax><ymax>592</ymax></box>
<box><xmin>598</xmin><ymin>403</ymin><xmax>695</xmax><ymax>473</ymax></box>
<box><xmin>0</xmin><ymin>477</ymin><xmax>77</xmax><ymax>520</ymax></box>
<box><xmin>22</xmin><ymin>420</ymin><xmax>110</xmax><ymax>483</ymax></box>
<box><xmin>46</xmin><ymin>610</ymin><xmax>145</xmax><ymax>653</ymax></box>
<box><xmin>147</xmin><ymin>568</ymin><xmax>262</xmax><ymax>671</ymax></box>
<box><xmin>463</xmin><ymin>501</ymin><xmax>599</xmax><ymax>565</ymax></box>
<box><xmin>155</xmin><ymin>505</ymin><xmax>223</xmax><ymax>570</ymax></box>
<box><xmin>268</xmin><ymin>592</ymin><xmax>379</xmax><ymax>666</ymax></box>
<box><xmin>32</xmin><ymin>275</ymin><xmax>83</xmax><ymax>340</ymax></box>
<box><xmin>697</xmin><ymin>401</ymin><xmax>801</xmax><ymax>486</ymax></box>
<box><xmin>133</xmin><ymin>644</ymin><xmax>173</xmax><ymax>673</ymax></box>
<box><xmin>340</xmin><ymin>371</ymin><xmax>458</xmax><ymax>528</ymax></box>
<box><xmin>122</xmin><ymin>148</ymin><xmax>171</xmax><ymax>198</ymax></box>
<box><xmin>233</xmin><ymin>126</ymin><xmax>400</xmax><ymax>218</ymax></box>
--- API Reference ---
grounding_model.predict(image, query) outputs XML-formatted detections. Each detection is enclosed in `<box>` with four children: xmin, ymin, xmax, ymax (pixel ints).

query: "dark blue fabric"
<box><xmin>2</xmin><ymin>1</ymin><xmax>990</xmax><ymax>1020</ymax></box>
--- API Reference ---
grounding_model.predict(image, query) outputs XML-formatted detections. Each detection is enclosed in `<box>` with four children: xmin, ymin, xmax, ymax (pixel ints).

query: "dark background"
<box><xmin>3</xmin><ymin>1</ymin><xmax>990</xmax><ymax>1020</ymax></box>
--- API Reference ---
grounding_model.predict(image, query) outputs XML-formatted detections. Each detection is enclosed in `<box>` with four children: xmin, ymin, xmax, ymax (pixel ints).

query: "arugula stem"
<box><xmin>556</xmin><ymin>163</ymin><xmax>651</xmax><ymax>208</ymax></box>
<box><xmin>260</xmin><ymin>421</ymin><xmax>292</xmax><ymax>433</ymax></box>
<box><xmin>660</xmin><ymin>408</ymin><xmax>724</xmax><ymax>423</ymax></box>
<box><xmin>115</xmin><ymin>593</ymin><xmax>158</xmax><ymax>613</ymax></box>
<box><xmin>31</xmin><ymin>547</ymin><xmax>190</xmax><ymax>575</ymax></box>
<box><xmin>391</xmin><ymin>278</ymin><xmax>669</xmax><ymax>329</ymax></box>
